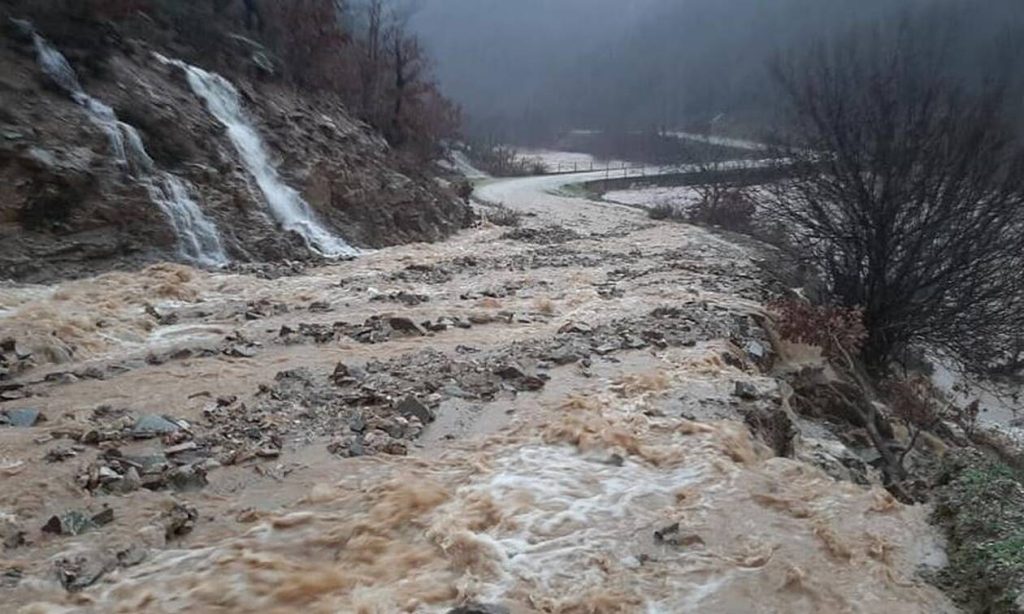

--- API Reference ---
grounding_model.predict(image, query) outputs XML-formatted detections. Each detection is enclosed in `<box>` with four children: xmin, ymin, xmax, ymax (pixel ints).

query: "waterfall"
<box><xmin>154</xmin><ymin>54</ymin><xmax>357</xmax><ymax>259</ymax></box>
<box><xmin>27</xmin><ymin>29</ymin><xmax>227</xmax><ymax>267</ymax></box>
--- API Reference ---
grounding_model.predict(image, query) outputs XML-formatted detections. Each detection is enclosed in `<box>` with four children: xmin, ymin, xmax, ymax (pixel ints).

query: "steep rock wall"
<box><xmin>0</xmin><ymin>19</ymin><xmax>472</xmax><ymax>282</ymax></box>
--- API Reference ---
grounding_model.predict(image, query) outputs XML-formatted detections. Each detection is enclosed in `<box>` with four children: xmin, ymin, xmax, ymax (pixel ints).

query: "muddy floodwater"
<box><xmin>1</xmin><ymin>170</ymin><xmax>956</xmax><ymax>612</ymax></box>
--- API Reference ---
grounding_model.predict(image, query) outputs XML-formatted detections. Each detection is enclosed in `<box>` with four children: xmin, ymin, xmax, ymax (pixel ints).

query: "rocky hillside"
<box><xmin>0</xmin><ymin>7</ymin><xmax>473</xmax><ymax>282</ymax></box>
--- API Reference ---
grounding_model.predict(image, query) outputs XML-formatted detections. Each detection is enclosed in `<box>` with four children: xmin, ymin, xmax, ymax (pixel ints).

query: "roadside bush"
<box><xmin>452</xmin><ymin>179</ymin><xmax>473</xmax><ymax>202</ymax></box>
<box><xmin>528</xmin><ymin>160</ymin><xmax>549</xmax><ymax>176</ymax></box>
<box><xmin>464</xmin><ymin>142</ymin><xmax>548</xmax><ymax>177</ymax></box>
<box><xmin>647</xmin><ymin>202</ymin><xmax>676</xmax><ymax>220</ymax></box>
<box><xmin>483</xmin><ymin>205</ymin><xmax>522</xmax><ymax>227</ymax></box>
<box><xmin>687</xmin><ymin>189</ymin><xmax>755</xmax><ymax>232</ymax></box>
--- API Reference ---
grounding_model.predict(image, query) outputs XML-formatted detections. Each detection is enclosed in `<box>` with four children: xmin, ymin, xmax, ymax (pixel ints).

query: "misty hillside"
<box><xmin>415</xmin><ymin>0</ymin><xmax>1024</xmax><ymax>140</ymax></box>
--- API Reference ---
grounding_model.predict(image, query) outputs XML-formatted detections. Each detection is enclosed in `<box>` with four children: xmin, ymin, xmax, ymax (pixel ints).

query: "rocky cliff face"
<box><xmin>0</xmin><ymin>18</ymin><xmax>473</xmax><ymax>282</ymax></box>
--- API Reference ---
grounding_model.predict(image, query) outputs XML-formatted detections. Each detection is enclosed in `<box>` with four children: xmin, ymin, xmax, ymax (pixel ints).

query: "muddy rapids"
<box><xmin>0</xmin><ymin>171</ymin><xmax>956</xmax><ymax>613</ymax></box>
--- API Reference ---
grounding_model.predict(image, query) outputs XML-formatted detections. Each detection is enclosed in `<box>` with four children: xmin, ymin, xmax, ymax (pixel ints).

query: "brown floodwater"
<box><xmin>2</xmin><ymin>169</ymin><xmax>956</xmax><ymax>613</ymax></box>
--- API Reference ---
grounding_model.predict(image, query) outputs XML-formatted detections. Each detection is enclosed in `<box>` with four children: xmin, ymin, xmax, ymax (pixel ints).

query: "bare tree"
<box><xmin>387</xmin><ymin>22</ymin><xmax>423</xmax><ymax>145</ymax></box>
<box><xmin>766</xmin><ymin>21</ymin><xmax>1024</xmax><ymax>375</ymax></box>
<box><xmin>358</xmin><ymin>0</ymin><xmax>384</xmax><ymax>120</ymax></box>
<box><xmin>686</xmin><ymin>142</ymin><xmax>737</xmax><ymax>211</ymax></box>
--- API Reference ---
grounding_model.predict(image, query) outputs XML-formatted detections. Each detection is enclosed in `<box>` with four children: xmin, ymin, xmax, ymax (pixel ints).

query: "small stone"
<box><xmin>1</xmin><ymin>514</ymin><xmax>26</xmax><ymax>549</ymax></box>
<box><xmin>42</xmin><ymin>511</ymin><xmax>96</xmax><ymax>536</ymax></box>
<box><xmin>494</xmin><ymin>362</ymin><xmax>527</xmax><ymax>380</ymax></box>
<box><xmin>255</xmin><ymin>446</ymin><xmax>280</xmax><ymax>458</ymax></box>
<box><xmin>224</xmin><ymin>345</ymin><xmax>257</xmax><ymax>358</ymax></box>
<box><xmin>447</xmin><ymin>604</ymin><xmax>511</xmax><ymax>614</ymax></box>
<box><xmin>45</xmin><ymin>372</ymin><xmax>79</xmax><ymax>385</ymax></box>
<box><xmin>120</xmin><ymin>467</ymin><xmax>142</xmax><ymax>493</ymax></box>
<box><xmin>654</xmin><ymin>522</ymin><xmax>680</xmax><ymax>542</ymax></box>
<box><xmin>441</xmin><ymin>383</ymin><xmax>475</xmax><ymax>399</ymax></box>
<box><xmin>132</xmin><ymin>415</ymin><xmax>182</xmax><ymax>438</ymax></box>
<box><xmin>165</xmin><ymin>464</ymin><xmax>208</xmax><ymax>492</ymax></box>
<box><xmin>653</xmin><ymin>522</ymin><xmax>705</xmax><ymax>547</ymax></box>
<box><xmin>425</xmin><ymin>320</ymin><xmax>448</xmax><ymax>332</ymax></box>
<box><xmin>331</xmin><ymin>361</ymin><xmax>362</xmax><ymax>385</ymax></box>
<box><xmin>164</xmin><ymin>442</ymin><xmax>199</xmax><ymax>455</ymax></box>
<box><xmin>388</xmin><ymin>316</ymin><xmax>427</xmax><ymax>336</ymax></box>
<box><xmin>123</xmin><ymin>453</ymin><xmax>170</xmax><ymax>473</ymax></box>
<box><xmin>745</xmin><ymin>340</ymin><xmax>767</xmax><ymax>361</ymax></box>
<box><xmin>0</xmin><ymin>568</ymin><xmax>21</xmax><ymax>588</ymax></box>
<box><xmin>2</xmin><ymin>408</ymin><xmax>44</xmax><ymax>427</ymax></box>
<box><xmin>558</xmin><ymin>321</ymin><xmax>592</xmax><ymax>334</ymax></box>
<box><xmin>45</xmin><ymin>446</ymin><xmax>78</xmax><ymax>463</ymax></box>
<box><xmin>236</xmin><ymin>508</ymin><xmax>260</xmax><ymax>523</ymax></box>
<box><xmin>115</xmin><ymin>543</ymin><xmax>147</xmax><ymax>568</ymax></box>
<box><xmin>548</xmin><ymin>345</ymin><xmax>583</xmax><ymax>365</ymax></box>
<box><xmin>395</xmin><ymin>395</ymin><xmax>436</xmax><ymax>423</ymax></box>
<box><xmin>733</xmin><ymin>381</ymin><xmax>760</xmax><ymax>400</ymax></box>
<box><xmin>162</xmin><ymin>503</ymin><xmax>198</xmax><ymax>539</ymax></box>
<box><xmin>97</xmin><ymin>466</ymin><xmax>121</xmax><ymax>483</ymax></box>
<box><xmin>91</xmin><ymin>508</ymin><xmax>114</xmax><ymax>527</ymax></box>
<box><xmin>54</xmin><ymin>549</ymin><xmax>111</xmax><ymax>591</ymax></box>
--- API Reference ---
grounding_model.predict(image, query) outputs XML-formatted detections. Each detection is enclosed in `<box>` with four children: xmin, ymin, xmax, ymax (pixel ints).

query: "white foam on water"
<box><xmin>449</xmin><ymin>443</ymin><xmax>706</xmax><ymax>607</ymax></box>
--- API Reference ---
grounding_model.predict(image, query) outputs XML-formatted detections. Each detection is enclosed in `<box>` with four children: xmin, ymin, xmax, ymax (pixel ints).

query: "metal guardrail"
<box><xmin>515</xmin><ymin>161</ymin><xmax>656</xmax><ymax>178</ymax></box>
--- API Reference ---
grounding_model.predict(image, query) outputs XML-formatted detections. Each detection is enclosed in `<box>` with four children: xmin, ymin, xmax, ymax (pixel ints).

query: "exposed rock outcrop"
<box><xmin>0</xmin><ymin>14</ymin><xmax>472</xmax><ymax>282</ymax></box>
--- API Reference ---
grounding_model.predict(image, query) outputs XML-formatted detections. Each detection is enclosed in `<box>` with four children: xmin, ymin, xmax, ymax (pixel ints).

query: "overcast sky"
<box><xmin>411</xmin><ymin>0</ymin><xmax>1024</xmax><ymax>140</ymax></box>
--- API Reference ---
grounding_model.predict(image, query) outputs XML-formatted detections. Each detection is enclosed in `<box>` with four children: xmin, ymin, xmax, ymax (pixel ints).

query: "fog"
<box><xmin>412</xmin><ymin>0</ymin><xmax>1024</xmax><ymax>143</ymax></box>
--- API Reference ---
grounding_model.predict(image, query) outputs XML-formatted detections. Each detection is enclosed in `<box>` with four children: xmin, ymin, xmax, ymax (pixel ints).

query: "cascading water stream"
<box><xmin>25</xmin><ymin>25</ymin><xmax>227</xmax><ymax>267</ymax></box>
<box><xmin>154</xmin><ymin>54</ymin><xmax>358</xmax><ymax>258</ymax></box>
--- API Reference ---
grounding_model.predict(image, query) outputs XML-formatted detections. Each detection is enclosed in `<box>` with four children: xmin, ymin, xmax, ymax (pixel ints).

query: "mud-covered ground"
<box><xmin>0</xmin><ymin>171</ymin><xmax>958</xmax><ymax>612</ymax></box>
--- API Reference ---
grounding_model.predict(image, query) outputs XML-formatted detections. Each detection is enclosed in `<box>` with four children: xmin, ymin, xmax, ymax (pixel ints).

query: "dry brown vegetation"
<box><xmin>8</xmin><ymin>0</ymin><xmax>459</xmax><ymax>161</ymax></box>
